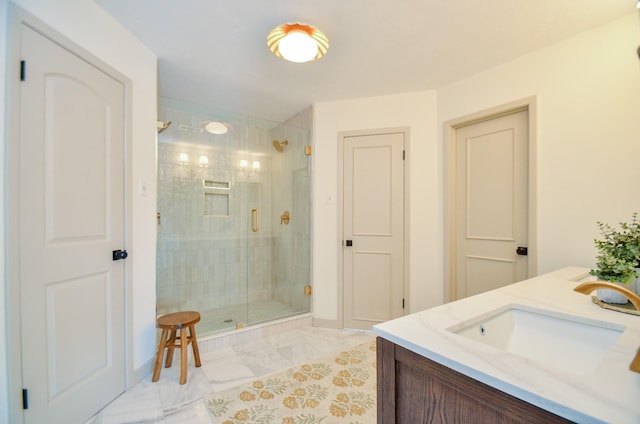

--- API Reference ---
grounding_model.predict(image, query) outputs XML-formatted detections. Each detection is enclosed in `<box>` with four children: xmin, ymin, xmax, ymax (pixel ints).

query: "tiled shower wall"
<box><xmin>156</xmin><ymin>143</ymin><xmax>274</xmax><ymax>313</ymax></box>
<box><xmin>156</xmin><ymin>98</ymin><xmax>311</xmax><ymax>333</ymax></box>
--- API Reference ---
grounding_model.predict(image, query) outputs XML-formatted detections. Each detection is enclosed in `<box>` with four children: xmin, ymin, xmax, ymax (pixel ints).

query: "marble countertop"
<box><xmin>373</xmin><ymin>267</ymin><xmax>640</xmax><ymax>424</ymax></box>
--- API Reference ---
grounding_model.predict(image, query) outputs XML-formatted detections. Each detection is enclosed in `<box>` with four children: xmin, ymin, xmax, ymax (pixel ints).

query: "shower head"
<box><xmin>157</xmin><ymin>120</ymin><xmax>172</xmax><ymax>134</ymax></box>
<box><xmin>272</xmin><ymin>140</ymin><xmax>288</xmax><ymax>152</ymax></box>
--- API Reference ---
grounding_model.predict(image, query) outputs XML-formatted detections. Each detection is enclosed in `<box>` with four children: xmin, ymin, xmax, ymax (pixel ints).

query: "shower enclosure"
<box><xmin>156</xmin><ymin>97</ymin><xmax>311</xmax><ymax>336</ymax></box>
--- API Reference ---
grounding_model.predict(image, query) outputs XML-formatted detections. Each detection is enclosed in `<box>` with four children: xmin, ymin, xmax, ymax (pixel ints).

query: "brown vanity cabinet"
<box><xmin>376</xmin><ymin>337</ymin><xmax>573</xmax><ymax>423</ymax></box>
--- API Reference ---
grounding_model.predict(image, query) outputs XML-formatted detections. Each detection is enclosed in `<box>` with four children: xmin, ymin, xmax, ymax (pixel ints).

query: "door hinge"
<box><xmin>402</xmin><ymin>150</ymin><xmax>405</xmax><ymax>160</ymax></box>
<box><xmin>304</xmin><ymin>285</ymin><xmax>312</xmax><ymax>296</ymax></box>
<box><xmin>22</xmin><ymin>388</ymin><xmax>28</xmax><ymax>410</ymax></box>
<box><xmin>402</xmin><ymin>298</ymin><xmax>405</xmax><ymax>309</ymax></box>
<box><xmin>20</xmin><ymin>60</ymin><xmax>26</xmax><ymax>81</ymax></box>
<box><xmin>305</xmin><ymin>145</ymin><xmax>312</xmax><ymax>156</ymax></box>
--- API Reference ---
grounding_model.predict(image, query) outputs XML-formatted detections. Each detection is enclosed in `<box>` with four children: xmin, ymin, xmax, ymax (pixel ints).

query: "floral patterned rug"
<box><xmin>204</xmin><ymin>339</ymin><xmax>377</xmax><ymax>423</ymax></box>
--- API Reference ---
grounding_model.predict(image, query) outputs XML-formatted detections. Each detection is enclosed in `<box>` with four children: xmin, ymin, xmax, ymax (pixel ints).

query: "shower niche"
<box><xmin>156</xmin><ymin>97</ymin><xmax>311</xmax><ymax>336</ymax></box>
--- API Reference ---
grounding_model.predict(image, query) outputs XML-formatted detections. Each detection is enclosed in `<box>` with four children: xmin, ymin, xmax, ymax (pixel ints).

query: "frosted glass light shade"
<box><xmin>278</xmin><ymin>32</ymin><xmax>318</xmax><ymax>63</ymax></box>
<box><xmin>204</xmin><ymin>121</ymin><xmax>228</xmax><ymax>134</ymax></box>
<box><xmin>267</xmin><ymin>23</ymin><xmax>329</xmax><ymax>63</ymax></box>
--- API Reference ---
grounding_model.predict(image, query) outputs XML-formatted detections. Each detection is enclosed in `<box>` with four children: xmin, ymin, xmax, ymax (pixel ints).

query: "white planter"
<box><xmin>633</xmin><ymin>267</ymin><xmax>640</xmax><ymax>295</ymax></box>
<box><xmin>596</xmin><ymin>287</ymin><xmax>629</xmax><ymax>304</ymax></box>
<box><xmin>594</xmin><ymin>268</ymin><xmax>640</xmax><ymax>304</ymax></box>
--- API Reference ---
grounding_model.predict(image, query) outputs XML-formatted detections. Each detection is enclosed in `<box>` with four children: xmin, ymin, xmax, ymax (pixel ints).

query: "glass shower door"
<box><xmin>245</xmin><ymin>117</ymin><xmax>311</xmax><ymax>326</ymax></box>
<box><xmin>157</xmin><ymin>96</ymin><xmax>311</xmax><ymax>336</ymax></box>
<box><xmin>156</xmin><ymin>97</ymin><xmax>250</xmax><ymax>334</ymax></box>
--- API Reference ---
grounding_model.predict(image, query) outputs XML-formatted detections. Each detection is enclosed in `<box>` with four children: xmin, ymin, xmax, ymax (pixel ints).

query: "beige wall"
<box><xmin>313</xmin><ymin>91</ymin><xmax>440</xmax><ymax>322</ymax></box>
<box><xmin>0</xmin><ymin>0</ymin><xmax>158</xmax><ymax>420</ymax></box>
<box><xmin>438</xmin><ymin>12</ymin><xmax>640</xmax><ymax>275</ymax></box>
<box><xmin>312</xmin><ymin>12</ymin><xmax>640</xmax><ymax>323</ymax></box>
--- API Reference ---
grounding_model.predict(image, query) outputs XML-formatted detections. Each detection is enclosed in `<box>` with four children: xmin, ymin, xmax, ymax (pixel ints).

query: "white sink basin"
<box><xmin>448</xmin><ymin>304</ymin><xmax>625</xmax><ymax>375</ymax></box>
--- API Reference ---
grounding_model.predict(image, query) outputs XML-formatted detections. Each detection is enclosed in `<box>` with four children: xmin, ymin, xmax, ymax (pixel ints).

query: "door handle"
<box><xmin>251</xmin><ymin>208</ymin><xmax>259</xmax><ymax>233</ymax></box>
<box><xmin>345</xmin><ymin>240</ymin><xmax>353</xmax><ymax>247</ymax></box>
<box><xmin>516</xmin><ymin>246</ymin><xmax>528</xmax><ymax>256</ymax></box>
<box><xmin>112</xmin><ymin>249</ymin><xmax>128</xmax><ymax>261</ymax></box>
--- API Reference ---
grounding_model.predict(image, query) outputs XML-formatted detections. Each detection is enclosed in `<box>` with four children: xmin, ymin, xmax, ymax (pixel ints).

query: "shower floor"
<box><xmin>193</xmin><ymin>299</ymin><xmax>306</xmax><ymax>336</ymax></box>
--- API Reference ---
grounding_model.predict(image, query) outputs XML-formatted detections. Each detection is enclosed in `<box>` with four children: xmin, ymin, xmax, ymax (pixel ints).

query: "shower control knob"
<box><xmin>112</xmin><ymin>249</ymin><xmax>128</xmax><ymax>261</ymax></box>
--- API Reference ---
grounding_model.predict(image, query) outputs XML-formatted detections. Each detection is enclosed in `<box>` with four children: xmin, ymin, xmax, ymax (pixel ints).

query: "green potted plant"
<box><xmin>590</xmin><ymin>213</ymin><xmax>640</xmax><ymax>303</ymax></box>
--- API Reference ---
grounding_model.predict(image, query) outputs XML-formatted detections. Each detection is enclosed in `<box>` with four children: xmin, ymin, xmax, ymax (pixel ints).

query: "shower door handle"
<box><xmin>251</xmin><ymin>208</ymin><xmax>259</xmax><ymax>232</ymax></box>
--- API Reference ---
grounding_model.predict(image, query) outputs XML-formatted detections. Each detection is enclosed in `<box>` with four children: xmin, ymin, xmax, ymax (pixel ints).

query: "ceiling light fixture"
<box><xmin>203</xmin><ymin>121</ymin><xmax>228</xmax><ymax>135</ymax></box>
<box><xmin>267</xmin><ymin>23</ymin><xmax>329</xmax><ymax>63</ymax></box>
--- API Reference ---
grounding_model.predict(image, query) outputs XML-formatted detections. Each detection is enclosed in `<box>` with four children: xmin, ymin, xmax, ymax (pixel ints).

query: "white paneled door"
<box><xmin>342</xmin><ymin>131</ymin><xmax>405</xmax><ymax>330</ymax></box>
<box><xmin>454</xmin><ymin>110</ymin><xmax>529</xmax><ymax>299</ymax></box>
<box><xmin>18</xmin><ymin>24</ymin><xmax>126</xmax><ymax>423</ymax></box>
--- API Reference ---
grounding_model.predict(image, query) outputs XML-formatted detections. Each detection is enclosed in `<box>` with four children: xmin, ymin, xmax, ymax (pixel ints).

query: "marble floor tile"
<box><xmin>155</xmin><ymin>365</ymin><xmax>213</xmax><ymax>412</ymax></box>
<box><xmin>233</xmin><ymin>344</ymin><xmax>293</xmax><ymax>376</ymax></box>
<box><xmin>163</xmin><ymin>400</ymin><xmax>211</xmax><ymax>424</ymax></box>
<box><xmin>87</xmin><ymin>378</ymin><xmax>164</xmax><ymax>424</ymax></box>
<box><xmin>88</xmin><ymin>326</ymin><xmax>374</xmax><ymax>424</ymax></box>
<box><xmin>200</xmin><ymin>348</ymin><xmax>257</xmax><ymax>392</ymax></box>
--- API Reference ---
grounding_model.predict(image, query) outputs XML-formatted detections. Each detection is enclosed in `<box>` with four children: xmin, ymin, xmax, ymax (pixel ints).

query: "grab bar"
<box><xmin>251</xmin><ymin>208</ymin><xmax>259</xmax><ymax>232</ymax></box>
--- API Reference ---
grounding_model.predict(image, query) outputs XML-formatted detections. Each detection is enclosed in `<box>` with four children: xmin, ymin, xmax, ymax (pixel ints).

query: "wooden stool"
<box><xmin>152</xmin><ymin>311</ymin><xmax>201</xmax><ymax>385</ymax></box>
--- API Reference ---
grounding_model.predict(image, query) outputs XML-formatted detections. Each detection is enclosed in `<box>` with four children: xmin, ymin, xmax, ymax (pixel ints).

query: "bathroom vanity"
<box><xmin>373</xmin><ymin>267</ymin><xmax>640</xmax><ymax>424</ymax></box>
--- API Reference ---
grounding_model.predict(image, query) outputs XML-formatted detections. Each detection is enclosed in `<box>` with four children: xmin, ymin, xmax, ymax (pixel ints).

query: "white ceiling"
<box><xmin>95</xmin><ymin>0</ymin><xmax>636</xmax><ymax>123</ymax></box>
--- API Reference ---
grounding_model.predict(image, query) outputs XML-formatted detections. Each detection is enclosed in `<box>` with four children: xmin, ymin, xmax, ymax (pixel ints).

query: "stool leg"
<box><xmin>152</xmin><ymin>329</ymin><xmax>169</xmax><ymax>382</ymax></box>
<box><xmin>179</xmin><ymin>328</ymin><xmax>188</xmax><ymax>385</ymax></box>
<box><xmin>188</xmin><ymin>325</ymin><xmax>201</xmax><ymax>367</ymax></box>
<box><xmin>165</xmin><ymin>329</ymin><xmax>176</xmax><ymax>368</ymax></box>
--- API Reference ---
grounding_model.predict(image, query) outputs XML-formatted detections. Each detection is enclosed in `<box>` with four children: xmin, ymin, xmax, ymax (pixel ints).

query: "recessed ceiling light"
<box><xmin>267</xmin><ymin>23</ymin><xmax>329</xmax><ymax>63</ymax></box>
<box><xmin>204</xmin><ymin>121</ymin><xmax>228</xmax><ymax>134</ymax></box>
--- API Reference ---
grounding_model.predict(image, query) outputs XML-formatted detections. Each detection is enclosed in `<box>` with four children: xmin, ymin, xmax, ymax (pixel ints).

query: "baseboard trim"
<box><xmin>129</xmin><ymin>357</ymin><xmax>154</xmax><ymax>389</ymax></box>
<box><xmin>312</xmin><ymin>318</ymin><xmax>340</xmax><ymax>329</ymax></box>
